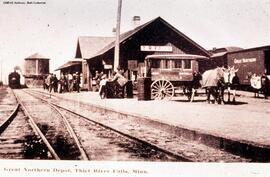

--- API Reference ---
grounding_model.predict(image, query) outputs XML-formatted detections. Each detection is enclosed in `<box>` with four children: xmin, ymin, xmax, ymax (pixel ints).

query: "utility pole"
<box><xmin>114</xmin><ymin>0</ymin><xmax>122</xmax><ymax>72</ymax></box>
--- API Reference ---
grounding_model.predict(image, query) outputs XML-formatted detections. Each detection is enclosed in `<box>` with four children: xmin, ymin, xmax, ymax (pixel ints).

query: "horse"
<box><xmin>221</xmin><ymin>66</ymin><xmax>239</xmax><ymax>103</ymax></box>
<box><xmin>200</xmin><ymin>67</ymin><xmax>225</xmax><ymax>104</ymax></box>
<box><xmin>184</xmin><ymin>71</ymin><xmax>202</xmax><ymax>102</ymax></box>
<box><xmin>199</xmin><ymin>66</ymin><xmax>240</xmax><ymax>104</ymax></box>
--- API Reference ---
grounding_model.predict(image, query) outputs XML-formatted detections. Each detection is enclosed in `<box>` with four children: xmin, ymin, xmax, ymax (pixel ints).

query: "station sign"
<box><xmin>128</xmin><ymin>60</ymin><xmax>138</xmax><ymax>70</ymax></box>
<box><xmin>140</xmin><ymin>45</ymin><xmax>173</xmax><ymax>52</ymax></box>
<box><xmin>104</xmin><ymin>64</ymin><xmax>112</xmax><ymax>69</ymax></box>
<box><xmin>233</xmin><ymin>57</ymin><xmax>257</xmax><ymax>64</ymax></box>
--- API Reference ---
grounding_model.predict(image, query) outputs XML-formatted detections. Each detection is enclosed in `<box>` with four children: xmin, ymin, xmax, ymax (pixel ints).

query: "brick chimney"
<box><xmin>132</xmin><ymin>16</ymin><xmax>140</xmax><ymax>29</ymax></box>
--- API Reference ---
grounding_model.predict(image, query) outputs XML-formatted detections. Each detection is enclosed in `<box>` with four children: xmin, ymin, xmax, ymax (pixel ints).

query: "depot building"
<box><xmin>71</xmin><ymin>17</ymin><xmax>211</xmax><ymax>90</ymax></box>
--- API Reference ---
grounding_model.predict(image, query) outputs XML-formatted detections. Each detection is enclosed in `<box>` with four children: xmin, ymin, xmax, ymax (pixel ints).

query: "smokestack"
<box><xmin>132</xmin><ymin>16</ymin><xmax>140</xmax><ymax>29</ymax></box>
<box><xmin>112</xmin><ymin>27</ymin><xmax>116</xmax><ymax>36</ymax></box>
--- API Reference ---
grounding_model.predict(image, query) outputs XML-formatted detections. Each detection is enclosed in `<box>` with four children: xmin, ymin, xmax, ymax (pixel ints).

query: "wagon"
<box><xmin>144</xmin><ymin>54</ymin><xmax>208</xmax><ymax>100</ymax></box>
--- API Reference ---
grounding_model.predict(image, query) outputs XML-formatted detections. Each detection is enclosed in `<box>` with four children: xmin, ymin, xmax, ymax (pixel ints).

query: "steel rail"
<box><xmin>13</xmin><ymin>90</ymin><xmax>61</xmax><ymax>160</ymax></box>
<box><xmin>23</xmin><ymin>90</ymin><xmax>89</xmax><ymax>160</ymax></box>
<box><xmin>28</xmin><ymin>90</ymin><xmax>192</xmax><ymax>162</ymax></box>
<box><xmin>48</xmin><ymin>104</ymin><xmax>89</xmax><ymax>160</ymax></box>
<box><xmin>0</xmin><ymin>103</ymin><xmax>19</xmax><ymax>135</ymax></box>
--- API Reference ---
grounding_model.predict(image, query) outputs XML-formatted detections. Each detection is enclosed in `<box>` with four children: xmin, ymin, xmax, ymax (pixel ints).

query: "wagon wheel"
<box><xmin>151</xmin><ymin>79</ymin><xmax>174</xmax><ymax>100</ymax></box>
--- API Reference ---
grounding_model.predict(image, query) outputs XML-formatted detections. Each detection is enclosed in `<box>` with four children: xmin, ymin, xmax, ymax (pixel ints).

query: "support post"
<box><xmin>114</xmin><ymin>0</ymin><xmax>122</xmax><ymax>71</ymax></box>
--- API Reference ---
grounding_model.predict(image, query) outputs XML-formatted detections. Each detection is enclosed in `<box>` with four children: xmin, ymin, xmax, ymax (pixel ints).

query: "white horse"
<box><xmin>223</xmin><ymin>66</ymin><xmax>239</xmax><ymax>102</ymax></box>
<box><xmin>201</xmin><ymin>66</ymin><xmax>239</xmax><ymax>104</ymax></box>
<box><xmin>201</xmin><ymin>67</ymin><xmax>225</xmax><ymax>104</ymax></box>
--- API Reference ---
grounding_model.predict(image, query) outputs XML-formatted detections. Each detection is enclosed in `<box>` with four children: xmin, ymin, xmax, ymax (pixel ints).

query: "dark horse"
<box><xmin>184</xmin><ymin>71</ymin><xmax>202</xmax><ymax>102</ymax></box>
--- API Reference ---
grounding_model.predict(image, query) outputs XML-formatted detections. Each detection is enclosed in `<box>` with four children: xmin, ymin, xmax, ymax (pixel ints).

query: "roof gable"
<box><xmin>75</xmin><ymin>36</ymin><xmax>114</xmax><ymax>59</ymax></box>
<box><xmin>25</xmin><ymin>53</ymin><xmax>49</xmax><ymax>59</ymax></box>
<box><xmin>89</xmin><ymin>17</ymin><xmax>210</xmax><ymax>59</ymax></box>
<box><xmin>55</xmin><ymin>59</ymin><xmax>83</xmax><ymax>71</ymax></box>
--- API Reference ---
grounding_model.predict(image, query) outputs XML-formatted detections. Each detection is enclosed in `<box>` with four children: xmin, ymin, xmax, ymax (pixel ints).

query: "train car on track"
<box><xmin>8</xmin><ymin>71</ymin><xmax>21</xmax><ymax>89</ymax></box>
<box><xmin>227</xmin><ymin>45</ymin><xmax>270</xmax><ymax>86</ymax></box>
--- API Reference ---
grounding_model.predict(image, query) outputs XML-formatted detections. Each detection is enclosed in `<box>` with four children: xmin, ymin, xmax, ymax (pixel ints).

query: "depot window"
<box><xmin>163</xmin><ymin>60</ymin><xmax>170</xmax><ymax>69</ymax></box>
<box><xmin>151</xmin><ymin>59</ymin><xmax>161</xmax><ymax>68</ymax></box>
<box><xmin>172</xmin><ymin>60</ymin><xmax>182</xmax><ymax>68</ymax></box>
<box><xmin>183</xmin><ymin>60</ymin><xmax>191</xmax><ymax>69</ymax></box>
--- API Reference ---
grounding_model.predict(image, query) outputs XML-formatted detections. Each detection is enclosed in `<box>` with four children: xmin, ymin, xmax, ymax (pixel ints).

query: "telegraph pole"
<box><xmin>114</xmin><ymin>0</ymin><xmax>122</xmax><ymax>71</ymax></box>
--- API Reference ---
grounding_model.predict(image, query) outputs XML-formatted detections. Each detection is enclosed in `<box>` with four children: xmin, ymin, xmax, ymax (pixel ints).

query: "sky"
<box><xmin>0</xmin><ymin>0</ymin><xmax>270</xmax><ymax>83</ymax></box>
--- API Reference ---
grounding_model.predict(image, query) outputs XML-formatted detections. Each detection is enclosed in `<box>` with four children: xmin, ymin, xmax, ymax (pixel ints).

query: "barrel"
<box><xmin>137</xmin><ymin>77</ymin><xmax>151</xmax><ymax>101</ymax></box>
<box><xmin>126</xmin><ymin>80</ymin><xmax>133</xmax><ymax>98</ymax></box>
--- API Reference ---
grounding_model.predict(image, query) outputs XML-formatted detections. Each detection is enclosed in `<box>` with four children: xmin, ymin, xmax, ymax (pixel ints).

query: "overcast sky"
<box><xmin>0</xmin><ymin>0</ymin><xmax>270</xmax><ymax>83</ymax></box>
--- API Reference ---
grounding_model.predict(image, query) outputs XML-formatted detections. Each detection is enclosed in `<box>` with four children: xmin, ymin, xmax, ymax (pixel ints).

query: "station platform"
<box><xmin>34</xmin><ymin>88</ymin><xmax>270</xmax><ymax>160</ymax></box>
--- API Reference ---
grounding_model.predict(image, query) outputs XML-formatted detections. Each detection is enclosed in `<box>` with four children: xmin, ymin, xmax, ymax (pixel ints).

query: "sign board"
<box><xmin>234</xmin><ymin>58</ymin><xmax>257</xmax><ymax>64</ymax></box>
<box><xmin>104</xmin><ymin>64</ymin><xmax>112</xmax><ymax>69</ymax></box>
<box><xmin>140</xmin><ymin>45</ymin><xmax>173</xmax><ymax>52</ymax></box>
<box><xmin>128</xmin><ymin>60</ymin><xmax>138</xmax><ymax>70</ymax></box>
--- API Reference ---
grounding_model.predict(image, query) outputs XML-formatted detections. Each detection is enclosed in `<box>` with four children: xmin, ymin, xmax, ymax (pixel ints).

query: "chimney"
<box><xmin>112</xmin><ymin>27</ymin><xmax>116</xmax><ymax>36</ymax></box>
<box><xmin>132</xmin><ymin>16</ymin><xmax>140</xmax><ymax>29</ymax></box>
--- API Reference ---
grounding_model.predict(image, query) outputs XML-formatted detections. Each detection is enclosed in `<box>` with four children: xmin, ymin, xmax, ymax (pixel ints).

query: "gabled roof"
<box><xmin>210</xmin><ymin>46</ymin><xmax>243</xmax><ymax>54</ymax></box>
<box><xmin>227</xmin><ymin>45</ymin><xmax>270</xmax><ymax>54</ymax></box>
<box><xmin>86</xmin><ymin>17</ymin><xmax>211</xmax><ymax>59</ymax></box>
<box><xmin>210</xmin><ymin>46</ymin><xmax>244</xmax><ymax>58</ymax></box>
<box><xmin>76</xmin><ymin>36</ymin><xmax>114</xmax><ymax>59</ymax></box>
<box><xmin>55</xmin><ymin>59</ymin><xmax>83</xmax><ymax>71</ymax></box>
<box><xmin>25</xmin><ymin>53</ymin><xmax>49</xmax><ymax>59</ymax></box>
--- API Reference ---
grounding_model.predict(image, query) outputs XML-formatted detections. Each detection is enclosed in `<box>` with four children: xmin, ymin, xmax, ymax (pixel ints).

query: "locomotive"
<box><xmin>8</xmin><ymin>71</ymin><xmax>21</xmax><ymax>89</ymax></box>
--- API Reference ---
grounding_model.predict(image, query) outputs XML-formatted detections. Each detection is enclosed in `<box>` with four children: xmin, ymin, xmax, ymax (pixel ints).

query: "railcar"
<box><xmin>8</xmin><ymin>71</ymin><xmax>21</xmax><ymax>89</ymax></box>
<box><xmin>226</xmin><ymin>46</ymin><xmax>270</xmax><ymax>86</ymax></box>
<box><xmin>144</xmin><ymin>54</ymin><xmax>208</xmax><ymax>100</ymax></box>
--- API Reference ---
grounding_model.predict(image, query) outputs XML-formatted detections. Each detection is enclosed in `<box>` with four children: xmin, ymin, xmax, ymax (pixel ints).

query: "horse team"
<box><xmin>190</xmin><ymin>66</ymin><xmax>269</xmax><ymax>104</ymax></box>
<box><xmin>198</xmin><ymin>66</ymin><xmax>240</xmax><ymax>104</ymax></box>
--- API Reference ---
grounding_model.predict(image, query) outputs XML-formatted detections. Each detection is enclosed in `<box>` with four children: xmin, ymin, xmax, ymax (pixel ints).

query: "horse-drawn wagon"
<box><xmin>144</xmin><ymin>54</ymin><xmax>208</xmax><ymax>100</ymax></box>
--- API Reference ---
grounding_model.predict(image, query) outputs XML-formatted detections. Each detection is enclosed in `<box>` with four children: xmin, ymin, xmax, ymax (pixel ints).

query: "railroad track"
<box><xmin>26</xmin><ymin>89</ymin><xmax>252</xmax><ymax>162</ymax></box>
<box><xmin>0</xmin><ymin>88</ymin><xmax>54</xmax><ymax>159</ymax></box>
<box><xmin>12</xmin><ymin>89</ymin><xmax>88</xmax><ymax>160</ymax></box>
<box><xmin>22</xmin><ymin>89</ymin><xmax>185</xmax><ymax>161</ymax></box>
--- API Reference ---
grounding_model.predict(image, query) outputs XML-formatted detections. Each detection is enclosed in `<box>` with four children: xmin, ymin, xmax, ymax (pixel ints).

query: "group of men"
<box><xmin>44</xmin><ymin>72</ymin><xmax>81</xmax><ymax>93</ymax></box>
<box><xmin>92</xmin><ymin>68</ymin><xmax>129</xmax><ymax>98</ymax></box>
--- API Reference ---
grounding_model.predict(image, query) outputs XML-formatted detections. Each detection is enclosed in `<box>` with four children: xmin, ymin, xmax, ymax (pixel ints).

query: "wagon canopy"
<box><xmin>145</xmin><ymin>54</ymin><xmax>208</xmax><ymax>60</ymax></box>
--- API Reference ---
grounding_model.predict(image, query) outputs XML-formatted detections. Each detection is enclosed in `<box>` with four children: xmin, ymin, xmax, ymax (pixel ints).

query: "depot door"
<box><xmin>264</xmin><ymin>50</ymin><xmax>270</xmax><ymax>75</ymax></box>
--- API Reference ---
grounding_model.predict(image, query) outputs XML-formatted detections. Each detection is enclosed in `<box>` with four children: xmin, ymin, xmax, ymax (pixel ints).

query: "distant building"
<box><xmin>24</xmin><ymin>53</ymin><xmax>50</xmax><ymax>87</ymax></box>
<box><xmin>209</xmin><ymin>47</ymin><xmax>243</xmax><ymax>68</ymax></box>
<box><xmin>74</xmin><ymin>17</ymin><xmax>211</xmax><ymax>90</ymax></box>
<box><xmin>54</xmin><ymin>58</ymin><xmax>83</xmax><ymax>74</ymax></box>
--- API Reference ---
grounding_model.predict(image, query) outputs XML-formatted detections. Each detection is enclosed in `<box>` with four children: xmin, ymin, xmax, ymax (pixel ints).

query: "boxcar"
<box><xmin>227</xmin><ymin>46</ymin><xmax>270</xmax><ymax>86</ymax></box>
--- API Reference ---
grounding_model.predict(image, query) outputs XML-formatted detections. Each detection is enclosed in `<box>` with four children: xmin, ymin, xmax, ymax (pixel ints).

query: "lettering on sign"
<box><xmin>140</xmin><ymin>45</ymin><xmax>173</xmax><ymax>52</ymax></box>
<box><xmin>234</xmin><ymin>58</ymin><xmax>257</xmax><ymax>64</ymax></box>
